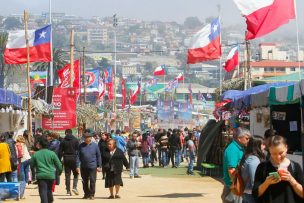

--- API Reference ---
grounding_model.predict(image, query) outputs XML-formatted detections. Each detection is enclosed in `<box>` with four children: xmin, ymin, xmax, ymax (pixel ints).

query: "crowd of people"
<box><xmin>222</xmin><ymin>128</ymin><xmax>304</xmax><ymax>203</ymax></box>
<box><xmin>0</xmin><ymin>127</ymin><xmax>201</xmax><ymax>202</ymax></box>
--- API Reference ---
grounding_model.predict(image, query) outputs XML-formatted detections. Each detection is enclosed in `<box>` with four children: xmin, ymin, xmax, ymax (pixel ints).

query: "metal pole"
<box><xmin>70</xmin><ymin>30</ymin><xmax>74</xmax><ymax>87</ymax></box>
<box><xmin>24</xmin><ymin>11</ymin><xmax>32</xmax><ymax>136</ymax></box>
<box><xmin>82</xmin><ymin>46</ymin><xmax>86</xmax><ymax>103</ymax></box>
<box><xmin>293</xmin><ymin>0</ymin><xmax>304</xmax><ymax>169</ymax></box>
<box><xmin>245</xmin><ymin>39</ymin><xmax>251</xmax><ymax>89</ymax></box>
<box><xmin>113</xmin><ymin>14</ymin><xmax>117</xmax><ymax>113</ymax></box>
<box><xmin>49</xmin><ymin>0</ymin><xmax>53</xmax><ymax>86</ymax></box>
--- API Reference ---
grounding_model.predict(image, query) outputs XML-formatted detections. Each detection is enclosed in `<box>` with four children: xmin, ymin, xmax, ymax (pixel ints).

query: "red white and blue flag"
<box><xmin>97</xmin><ymin>76</ymin><xmax>105</xmax><ymax>101</ymax></box>
<box><xmin>176</xmin><ymin>73</ymin><xmax>184</xmax><ymax>81</ymax></box>
<box><xmin>4</xmin><ymin>25</ymin><xmax>52</xmax><ymax>64</ymax></box>
<box><xmin>130</xmin><ymin>81</ymin><xmax>141</xmax><ymax>105</ymax></box>
<box><xmin>153</xmin><ymin>65</ymin><xmax>166</xmax><ymax>76</ymax></box>
<box><xmin>187</xmin><ymin>18</ymin><xmax>221</xmax><ymax>64</ymax></box>
<box><xmin>224</xmin><ymin>45</ymin><xmax>239</xmax><ymax>72</ymax></box>
<box><xmin>234</xmin><ymin>0</ymin><xmax>295</xmax><ymax>40</ymax></box>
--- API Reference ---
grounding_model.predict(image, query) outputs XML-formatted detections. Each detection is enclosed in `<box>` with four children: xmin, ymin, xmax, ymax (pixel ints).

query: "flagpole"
<box><xmin>218</xmin><ymin>7</ymin><xmax>223</xmax><ymax>95</ymax></box>
<box><xmin>82</xmin><ymin>46</ymin><xmax>86</xmax><ymax>104</ymax></box>
<box><xmin>24</xmin><ymin>11</ymin><xmax>32</xmax><ymax>136</ymax></box>
<box><xmin>139</xmin><ymin>77</ymin><xmax>142</xmax><ymax>106</ymax></box>
<box><xmin>70</xmin><ymin>30</ymin><xmax>74</xmax><ymax>87</ymax></box>
<box><xmin>293</xmin><ymin>0</ymin><xmax>304</xmax><ymax>168</ymax></box>
<box><xmin>49</xmin><ymin>0</ymin><xmax>53</xmax><ymax>86</ymax></box>
<box><xmin>164</xmin><ymin>74</ymin><xmax>166</xmax><ymax>100</ymax></box>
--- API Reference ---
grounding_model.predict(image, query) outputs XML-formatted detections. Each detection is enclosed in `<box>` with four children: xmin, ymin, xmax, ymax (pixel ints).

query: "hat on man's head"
<box><xmin>115</xmin><ymin>129</ymin><xmax>121</xmax><ymax>135</ymax></box>
<box><xmin>84</xmin><ymin>132</ymin><xmax>93</xmax><ymax>138</ymax></box>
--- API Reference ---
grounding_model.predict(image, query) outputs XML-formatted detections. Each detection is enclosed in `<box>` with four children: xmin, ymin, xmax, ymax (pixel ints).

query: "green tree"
<box><xmin>183</xmin><ymin>17</ymin><xmax>203</xmax><ymax>29</ymax></box>
<box><xmin>97</xmin><ymin>57</ymin><xmax>110</xmax><ymax>69</ymax></box>
<box><xmin>0</xmin><ymin>32</ymin><xmax>20</xmax><ymax>88</ymax></box>
<box><xmin>3</xmin><ymin>17</ymin><xmax>22</xmax><ymax>30</ymax></box>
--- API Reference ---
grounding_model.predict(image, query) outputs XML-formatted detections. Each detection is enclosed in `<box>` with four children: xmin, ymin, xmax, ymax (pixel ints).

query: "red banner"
<box><xmin>42</xmin><ymin>88</ymin><xmax>77</xmax><ymax>130</ymax></box>
<box><xmin>121</xmin><ymin>78</ymin><xmax>126</xmax><ymax>110</ymax></box>
<box><xmin>58</xmin><ymin>60</ymin><xmax>80</xmax><ymax>88</ymax></box>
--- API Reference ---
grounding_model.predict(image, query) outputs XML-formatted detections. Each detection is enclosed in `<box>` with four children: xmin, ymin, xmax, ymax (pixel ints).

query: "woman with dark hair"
<box><xmin>104</xmin><ymin>139</ymin><xmax>129</xmax><ymax>199</ymax></box>
<box><xmin>31</xmin><ymin>137</ymin><xmax>62</xmax><ymax>203</ymax></box>
<box><xmin>241</xmin><ymin>136</ymin><xmax>266</xmax><ymax>203</ymax></box>
<box><xmin>252</xmin><ymin>136</ymin><xmax>304</xmax><ymax>203</ymax></box>
<box><xmin>98</xmin><ymin>132</ymin><xmax>110</xmax><ymax>179</ymax></box>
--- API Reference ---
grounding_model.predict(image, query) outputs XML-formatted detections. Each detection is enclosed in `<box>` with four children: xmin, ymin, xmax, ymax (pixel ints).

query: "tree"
<box><xmin>32</xmin><ymin>48</ymin><xmax>69</xmax><ymax>85</ymax></box>
<box><xmin>3</xmin><ymin>17</ymin><xmax>22</xmax><ymax>30</ymax></box>
<box><xmin>97</xmin><ymin>57</ymin><xmax>110</xmax><ymax>69</ymax></box>
<box><xmin>183</xmin><ymin>17</ymin><xmax>203</xmax><ymax>29</ymax></box>
<box><xmin>0</xmin><ymin>32</ymin><xmax>21</xmax><ymax>88</ymax></box>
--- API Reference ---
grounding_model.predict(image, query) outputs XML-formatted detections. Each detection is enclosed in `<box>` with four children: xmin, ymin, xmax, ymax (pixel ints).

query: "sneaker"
<box><xmin>72</xmin><ymin>188</ymin><xmax>79</xmax><ymax>196</ymax></box>
<box><xmin>89</xmin><ymin>196</ymin><xmax>95</xmax><ymax>200</ymax></box>
<box><xmin>134</xmin><ymin>175</ymin><xmax>141</xmax><ymax>178</ymax></box>
<box><xmin>130</xmin><ymin>176</ymin><xmax>134</xmax><ymax>179</ymax></box>
<box><xmin>67</xmin><ymin>191</ymin><xmax>72</xmax><ymax>196</ymax></box>
<box><xmin>108</xmin><ymin>195</ymin><xmax>114</xmax><ymax>199</ymax></box>
<box><xmin>82</xmin><ymin>196</ymin><xmax>89</xmax><ymax>199</ymax></box>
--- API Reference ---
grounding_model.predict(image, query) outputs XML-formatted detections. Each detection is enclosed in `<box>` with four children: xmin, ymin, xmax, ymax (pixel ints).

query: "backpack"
<box><xmin>16</xmin><ymin>143</ymin><xmax>23</xmax><ymax>159</ymax></box>
<box><xmin>230</xmin><ymin>163</ymin><xmax>245</xmax><ymax>196</ymax></box>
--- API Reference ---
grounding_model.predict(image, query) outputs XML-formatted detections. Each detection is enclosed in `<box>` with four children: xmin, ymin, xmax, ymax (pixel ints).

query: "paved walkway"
<box><xmin>20</xmin><ymin>167</ymin><xmax>223</xmax><ymax>203</ymax></box>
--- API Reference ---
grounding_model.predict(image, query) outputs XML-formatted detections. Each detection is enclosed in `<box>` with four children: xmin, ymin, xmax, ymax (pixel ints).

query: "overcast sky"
<box><xmin>0</xmin><ymin>0</ymin><xmax>250</xmax><ymax>24</ymax></box>
<box><xmin>1</xmin><ymin>0</ymin><xmax>304</xmax><ymax>37</ymax></box>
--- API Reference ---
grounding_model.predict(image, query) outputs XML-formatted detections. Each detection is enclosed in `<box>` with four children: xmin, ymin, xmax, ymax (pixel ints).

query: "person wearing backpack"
<box><xmin>252</xmin><ymin>135</ymin><xmax>304</xmax><ymax>203</ymax></box>
<box><xmin>221</xmin><ymin>127</ymin><xmax>251</xmax><ymax>203</ymax></box>
<box><xmin>240</xmin><ymin>136</ymin><xmax>266</xmax><ymax>203</ymax></box>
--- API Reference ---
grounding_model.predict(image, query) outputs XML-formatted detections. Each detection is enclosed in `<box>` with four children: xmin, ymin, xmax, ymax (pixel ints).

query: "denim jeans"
<box><xmin>161</xmin><ymin>149</ymin><xmax>168</xmax><ymax>166</ymax></box>
<box><xmin>142</xmin><ymin>152</ymin><xmax>149</xmax><ymax>167</ymax></box>
<box><xmin>187</xmin><ymin>152</ymin><xmax>195</xmax><ymax>173</ymax></box>
<box><xmin>20</xmin><ymin>160</ymin><xmax>30</xmax><ymax>183</ymax></box>
<box><xmin>38</xmin><ymin>179</ymin><xmax>54</xmax><ymax>203</ymax></box>
<box><xmin>175</xmin><ymin>149</ymin><xmax>181</xmax><ymax>166</ymax></box>
<box><xmin>129</xmin><ymin>155</ymin><xmax>139</xmax><ymax>177</ymax></box>
<box><xmin>11</xmin><ymin>170</ymin><xmax>18</xmax><ymax>182</ymax></box>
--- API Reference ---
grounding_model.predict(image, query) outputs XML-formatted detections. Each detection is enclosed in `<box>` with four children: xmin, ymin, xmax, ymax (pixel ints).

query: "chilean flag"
<box><xmin>97</xmin><ymin>77</ymin><xmax>105</xmax><ymax>101</ymax></box>
<box><xmin>224</xmin><ymin>46</ymin><xmax>239</xmax><ymax>72</ymax></box>
<box><xmin>187</xmin><ymin>18</ymin><xmax>221</xmax><ymax>64</ymax></box>
<box><xmin>234</xmin><ymin>0</ymin><xmax>295</xmax><ymax>40</ymax></box>
<box><xmin>153</xmin><ymin>65</ymin><xmax>166</xmax><ymax>76</ymax></box>
<box><xmin>176</xmin><ymin>73</ymin><xmax>184</xmax><ymax>81</ymax></box>
<box><xmin>4</xmin><ymin>25</ymin><xmax>52</xmax><ymax>64</ymax></box>
<box><xmin>121</xmin><ymin>78</ymin><xmax>126</xmax><ymax>110</ymax></box>
<box><xmin>130</xmin><ymin>81</ymin><xmax>141</xmax><ymax>105</ymax></box>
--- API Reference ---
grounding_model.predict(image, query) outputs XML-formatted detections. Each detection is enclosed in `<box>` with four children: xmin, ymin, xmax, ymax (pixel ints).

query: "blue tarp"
<box><xmin>0</xmin><ymin>88</ymin><xmax>22</xmax><ymax>108</ymax></box>
<box><xmin>221</xmin><ymin>82</ymin><xmax>296</xmax><ymax>109</ymax></box>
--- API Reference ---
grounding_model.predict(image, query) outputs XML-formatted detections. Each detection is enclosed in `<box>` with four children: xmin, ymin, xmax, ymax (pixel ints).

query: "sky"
<box><xmin>1</xmin><ymin>0</ymin><xmax>245</xmax><ymax>25</ymax></box>
<box><xmin>1</xmin><ymin>0</ymin><xmax>303</xmax><ymax>39</ymax></box>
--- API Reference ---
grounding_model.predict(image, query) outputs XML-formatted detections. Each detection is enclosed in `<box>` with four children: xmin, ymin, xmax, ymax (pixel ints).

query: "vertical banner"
<box><xmin>157</xmin><ymin>100</ymin><xmax>174</xmax><ymax>120</ymax></box>
<box><xmin>42</xmin><ymin>87</ymin><xmax>77</xmax><ymax>130</ymax></box>
<box><xmin>121</xmin><ymin>78</ymin><xmax>126</xmax><ymax>110</ymax></box>
<box><xmin>177</xmin><ymin>102</ymin><xmax>193</xmax><ymax>121</ymax></box>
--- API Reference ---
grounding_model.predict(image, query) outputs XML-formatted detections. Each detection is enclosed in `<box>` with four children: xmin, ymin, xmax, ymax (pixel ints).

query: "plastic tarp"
<box><xmin>0</xmin><ymin>88</ymin><xmax>22</xmax><ymax>108</ymax></box>
<box><xmin>221</xmin><ymin>82</ymin><xmax>295</xmax><ymax>109</ymax></box>
<box><xmin>197</xmin><ymin>119</ymin><xmax>224</xmax><ymax>166</ymax></box>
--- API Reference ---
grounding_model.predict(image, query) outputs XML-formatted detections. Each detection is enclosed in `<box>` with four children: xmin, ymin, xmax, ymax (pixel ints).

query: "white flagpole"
<box><xmin>294</xmin><ymin>0</ymin><xmax>304</xmax><ymax>168</ymax></box>
<box><xmin>49</xmin><ymin>0</ymin><xmax>53</xmax><ymax>86</ymax></box>
<box><xmin>218</xmin><ymin>5</ymin><xmax>223</xmax><ymax>95</ymax></box>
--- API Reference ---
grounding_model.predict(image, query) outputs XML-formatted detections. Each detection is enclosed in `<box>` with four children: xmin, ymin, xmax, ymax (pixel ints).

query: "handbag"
<box><xmin>230</xmin><ymin>164</ymin><xmax>245</xmax><ymax>196</ymax></box>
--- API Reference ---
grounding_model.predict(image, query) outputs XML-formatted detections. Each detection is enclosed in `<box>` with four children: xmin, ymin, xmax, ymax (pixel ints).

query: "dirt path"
<box><xmin>20</xmin><ymin>171</ymin><xmax>223</xmax><ymax>203</ymax></box>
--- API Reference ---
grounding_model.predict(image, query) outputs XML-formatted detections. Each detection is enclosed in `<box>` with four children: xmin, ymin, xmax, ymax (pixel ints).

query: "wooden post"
<box><xmin>24</xmin><ymin>11</ymin><xmax>32</xmax><ymax>136</ymax></box>
<box><xmin>245</xmin><ymin>39</ymin><xmax>251</xmax><ymax>89</ymax></box>
<box><xmin>70</xmin><ymin>30</ymin><xmax>74</xmax><ymax>87</ymax></box>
